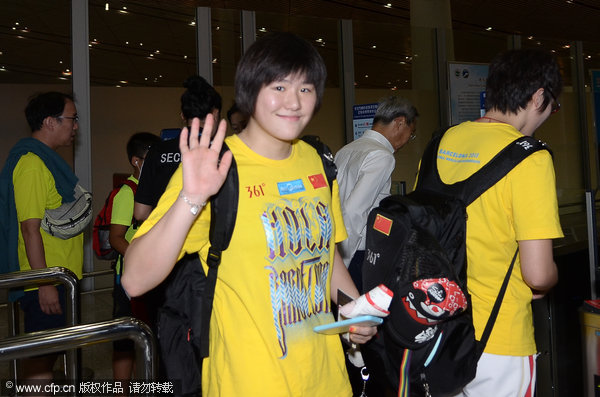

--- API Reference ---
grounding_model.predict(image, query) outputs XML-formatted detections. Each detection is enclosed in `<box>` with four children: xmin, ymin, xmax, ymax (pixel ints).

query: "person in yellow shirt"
<box><xmin>438</xmin><ymin>49</ymin><xmax>563</xmax><ymax>396</ymax></box>
<box><xmin>122</xmin><ymin>32</ymin><xmax>377</xmax><ymax>396</ymax></box>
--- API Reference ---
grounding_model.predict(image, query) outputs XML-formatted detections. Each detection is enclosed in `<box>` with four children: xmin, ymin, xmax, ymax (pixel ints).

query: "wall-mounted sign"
<box><xmin>352</xmin><ymin>103</ymin><xmax>378</xmax><ymax>140</ymax></box>
<box><xmin>448</xmin><ymin>62</ymin><xmax>489</xmax><ymax>125</ymax></box>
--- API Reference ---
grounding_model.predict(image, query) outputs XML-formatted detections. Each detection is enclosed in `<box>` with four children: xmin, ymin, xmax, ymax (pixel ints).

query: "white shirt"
<box><xmin>334</xmin><ymin>129</ymin><xmax>395</xmax><ymax>267</ymax></box>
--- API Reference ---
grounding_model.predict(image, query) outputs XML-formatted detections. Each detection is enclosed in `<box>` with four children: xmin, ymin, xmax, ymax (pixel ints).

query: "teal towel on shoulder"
<box><xmin>0</xmin><ymin>138</ymin><xmax>78</xmax><ymax>294</ymax></box>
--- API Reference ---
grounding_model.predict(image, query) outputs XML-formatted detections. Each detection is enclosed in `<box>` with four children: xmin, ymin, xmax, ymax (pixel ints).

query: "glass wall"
<box><xmin>88</xmin><ymin>1</ymin><xmax>198</xmax><ymax>289</ymax></box>
<box><xmin>0</xmin><ymin>0</ymin><xmax>73</xmax><ymax>166</ymax></box>
<box><xmin>353</xmin><ymin>20</ymin><xmax>439</xmax><ymax>191</ymax></box>
<box><xmin>211</xmin><ymin>8</ymin><xmax>242</xmax><ymax>122</ymax></box>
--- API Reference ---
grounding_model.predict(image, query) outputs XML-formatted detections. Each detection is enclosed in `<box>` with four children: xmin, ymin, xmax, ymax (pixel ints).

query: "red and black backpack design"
<box><xmin>92</xmin><ymin>179</ymin><xmax>137</xmax><ymax>260</ymax></box>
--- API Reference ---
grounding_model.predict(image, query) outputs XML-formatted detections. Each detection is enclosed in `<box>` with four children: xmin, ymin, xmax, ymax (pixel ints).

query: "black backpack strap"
<box><xmin>301</xmin><ymin>135</ymin><xmax>337</xmax><ymax>190</ymax></box>
<box><xmin>478</xmin><ymin>247</ymin><xmax>519</xmax><ymax>351</ymax></box>
<box><xmin>417</xmin><ymin>128</ymin><xmax>551</xmax><ymax>206</ymax></box>
<box><xmin>199</xmin><ymin>142</ymin><xmax>238</xmax><ymax>358</ymax></box>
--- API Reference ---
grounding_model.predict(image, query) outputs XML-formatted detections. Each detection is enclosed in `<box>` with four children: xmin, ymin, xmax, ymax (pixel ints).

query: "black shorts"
<box><xmin>113</xmin><ymin>280</ymin><xmax>134</xmax><ymax>352</ymax></box>
<box><xmin>19</xmin><ymin>284</ymin><xmax>67</xmax><ymax>333</ymax></box>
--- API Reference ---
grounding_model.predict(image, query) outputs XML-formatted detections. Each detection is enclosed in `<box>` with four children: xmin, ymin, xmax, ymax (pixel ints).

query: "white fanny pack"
<box><xmin>41</xmin><ymin>184</ymin><xmax>93</xmax><ymax>239</ymax></box>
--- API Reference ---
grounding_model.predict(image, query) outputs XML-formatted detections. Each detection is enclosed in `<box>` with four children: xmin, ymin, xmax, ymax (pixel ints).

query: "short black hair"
<box><xmin>235</xmin><ymin>32</ymin><xmax>327</xmax><ymax>116</ymax></box>
<box><xmin>25</xmin><ymin>92</ymin><xmax>74</xmax><ymax>132</ymax></box>
<box><xmin>485</xmin><ymin>49</ymin><xmax>563</xmax><ymax>114</ymax></box>
<box><xmin>126</xmin><ymin>132</ymin><xmax>160</xmax><ymax>163</ymax></box>
<box><xmin>180</xmin><ymin>75</ymin><xmax>222</xmax><ymax>121</ymax></box>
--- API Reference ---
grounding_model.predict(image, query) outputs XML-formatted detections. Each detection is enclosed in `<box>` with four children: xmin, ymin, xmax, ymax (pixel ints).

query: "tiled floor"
<box><xmin>0</xmin><ymin>288</ymin><xmax>122</xmax><ymax>383</ymax></box>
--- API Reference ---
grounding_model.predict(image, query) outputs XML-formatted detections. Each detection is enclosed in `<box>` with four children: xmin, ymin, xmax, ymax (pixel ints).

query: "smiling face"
<box><xmin>249</xmin><ymin>72</ymin><xmax>317</xmax><ymax>145</ymax></box>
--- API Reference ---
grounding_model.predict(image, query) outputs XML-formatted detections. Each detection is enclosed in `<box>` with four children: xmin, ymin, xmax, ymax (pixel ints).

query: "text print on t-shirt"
<box><xmin>262</xmin><ymin>197</ymin><xmax>333</xmax><ymax>358</ymax></box>
<box><xmin>437</xmin><ymin>148</ymin><xmax>480</xmax><ymax>164</ymax></box>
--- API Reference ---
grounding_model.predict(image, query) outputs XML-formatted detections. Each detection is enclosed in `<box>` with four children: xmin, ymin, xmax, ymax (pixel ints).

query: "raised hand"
<box><xmin>179</xmin><ymin>114</ymin><xmax>232</xmax><ymax>205</ymax></box>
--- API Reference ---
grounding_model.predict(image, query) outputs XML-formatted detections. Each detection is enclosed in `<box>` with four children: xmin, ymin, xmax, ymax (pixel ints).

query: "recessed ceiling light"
<box><xmin>189</xmin><ymin>21</ymin><xmax>196</xmax><ymax>26</ymax></box>
<box><xmin>384</xmin><ymin>3</ymin><xmax>392</xmax><ymax>8</ymax></box>
<box><xmin>485</xmin><ymin>27</ymin><xmax>493</xmax><ymax>31</ymax></box>
<box><xmin>259</xmin><ymin>27</ymin><xmax>267</xmax><ymax>33</ymax></box>
<box><xmin>371</xmin><ymin>45</ymin><xmax>377</xmax><ymax>49</ymax></box>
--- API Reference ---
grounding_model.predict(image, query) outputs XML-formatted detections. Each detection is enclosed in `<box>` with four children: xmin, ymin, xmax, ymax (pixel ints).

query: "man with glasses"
<box><xmin>437</xmin><ymin>49</ymin><xmax>563</xmax><ymax>397</ymax></box>
<box><xmin>334</xmin><ymin>95</ymin><xmax>418</xmax><ymax>395</ymax></box>
<box><xmin>335</xmin><ymin>95</ymin><xmax>418</xmax><ymax>290</ymax></box>
<box><xmin>0</xmin><ymin>92</ymin><xmax>83</xmax><ymax>384</ymax></box>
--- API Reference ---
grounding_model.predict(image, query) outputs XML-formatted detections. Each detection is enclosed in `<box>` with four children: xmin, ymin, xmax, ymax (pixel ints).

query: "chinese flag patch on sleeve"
<box><xmin>308</xmin><ymin>174</ymin><xmax>327</xmax><ymax>189</ymax></box>
<box><xmin>373</xmin><ymin>214</ymin><xmax>393</xmax><ymax>236</ymax></box>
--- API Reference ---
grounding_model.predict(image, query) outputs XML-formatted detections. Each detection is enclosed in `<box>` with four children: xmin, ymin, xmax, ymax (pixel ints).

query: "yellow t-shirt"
<box><xmin>110</xmin><ymin>175</ymin><xmax>138</xmax><ymax>274</ymax></box>
<box><xmin>437</xmin><ymin>121</ymin><xmax>563</xmax><ymax>356</ymax></box>
<box><xmin>135</xmin><ymin>135</ymin><xmax>351</xmax><ymax>396</ymax></box>
<box><xmin>13</xmin><ymin>153</ymin><xmax>83</xmax><ymax>281</ymax></box>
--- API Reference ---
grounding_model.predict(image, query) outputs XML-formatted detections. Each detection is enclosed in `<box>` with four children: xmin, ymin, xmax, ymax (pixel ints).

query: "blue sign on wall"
<box><xmin>352</xmin><ymin>103</ymin><xmax>378</xmax><ymax>140</ymax></box>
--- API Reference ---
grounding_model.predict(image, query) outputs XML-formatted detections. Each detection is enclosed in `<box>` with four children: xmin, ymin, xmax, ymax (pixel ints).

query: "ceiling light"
<box><xmin>0</xmin><ymin>66</ymin><xmax>7</xmax><ymax>72</ymax></box>
<box><xmin>105</xmin><ymin>3</ymin><xmax>109</xmax><ymax>11</ymax></box>
<box><xmin>365</xmin><ymin>74</ymin><xmax>369</xmax><ymax>78</ymax></box>
<box><xmin>384</xmin><ymin>3</ymin><xmax>392</xmax><ymax>8</ymax></box>
<box><xmin>120</xmin><ymin>80</ymin><xmax>128</xmax><ymax>84</ymax></box>
<box><xmin>485</xmin><ymin>27</ymin><xmax>492</xmax><ymax>31</ymax></box>
<box><xmin>62</xmin><ymin>69</ymin><xmax>72</xmax><ymax>76</ymax></box>
<box><xmin>371</xmin><ymin>45</ymin><xmax>377</xmax><ymax>49</ymax></box>
<box><xmin>528</xmin><ymin>36</ymin><xmax>534</xmax><ymax>40</ymax></box>
<box><xmin>316</xmin><ymin>38</ymin><xmax>323</xmax><ymax>43</ymax></box>
<box><xmin>183</xmin><ymin>55</ymin><xmax>188</xmax><ymax>59</ymax></box>
<box><xmin>139</xmin><ymin>42</ymin><xmax>143</xmax><ymax>46</ymax></box>
<box><xmin>259</xmin><ymin>27</ymin><xmax>267</xmax><ymax>33</ymax></box>
<box><xmin>189</xmin><ymin>21</ymin><xmax>196</xmax><ymax>26</ymax></box>
<box><xmin>212</xmin><ymin>58</ymin><xmax>218</xmax><ymax>64</ymax></box>
<box><xmin>155</xmin><ymin>50</ymin><xmax>160</xmax><ymax>54</ymax></box>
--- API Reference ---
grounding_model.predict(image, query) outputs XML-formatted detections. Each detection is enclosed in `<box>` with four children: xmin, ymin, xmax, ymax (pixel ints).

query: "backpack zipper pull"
<box><xmin>421</xmin><ymin>373</ymin><xmax>432</xmax><ymax>397</ymax></box>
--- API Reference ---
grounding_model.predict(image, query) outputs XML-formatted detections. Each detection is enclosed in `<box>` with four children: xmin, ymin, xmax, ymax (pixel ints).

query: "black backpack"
<box><xmin>155</xmin><ymin>136</ymin><xmax>337</xmax><ymax>396</ymax></box>
<box><xmin>361</xmin><ymin>129</ymin><xmax>550</xmax><ymax>396</ymax></box>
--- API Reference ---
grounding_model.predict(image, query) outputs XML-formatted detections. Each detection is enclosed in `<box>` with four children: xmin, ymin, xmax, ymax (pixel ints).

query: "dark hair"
<box><xmin>126</xmin><ymin>132</ymin><xmax>160</xmax><ymax>163</ymax></box>
<box><xmin>180</xmin><ymin>75</ymin><xmax>222</xmax><ymax>121</ymax></box>
<box><xmin>372</xmin><ymin>95</ymin><xmax>419</xmax><ymax>125</ymax></box>
<box><xmin>235</xmin><ymin>32</ymin><xmax>327</xmax><ymax>116</ymax></box>
<box><xmin>25</xmin><ymin>92</ymin><xmax>74</xmax><ymax>132</ymax></box>
<box><xmin>485</xmin><ymin>49</ymin><xmax>563</xmax><ymax>114</ymax></box>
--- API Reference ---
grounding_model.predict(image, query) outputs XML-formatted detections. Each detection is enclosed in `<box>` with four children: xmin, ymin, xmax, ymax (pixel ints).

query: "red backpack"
<box><xmin>92</xmin><ymin>180</ymin><xmax>138</xmax><ymax>260</ymax></box>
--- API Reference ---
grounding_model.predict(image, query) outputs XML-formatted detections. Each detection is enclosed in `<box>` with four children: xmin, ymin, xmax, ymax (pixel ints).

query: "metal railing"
<box><xmin>0</xmin><ymin>318</ymin><xmax>156</xmax><ymax>395</ymax></box>
<box><xmin>0</xmin><ymin>267</ymin><xmax>80</xmax><ymax>383</ymax></box>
